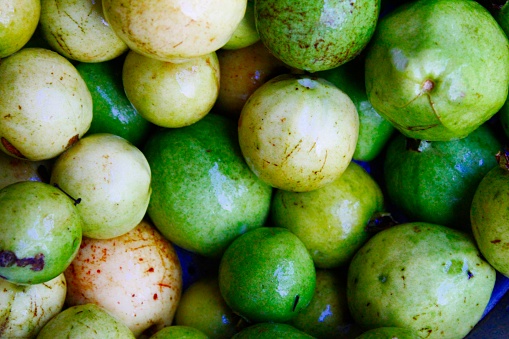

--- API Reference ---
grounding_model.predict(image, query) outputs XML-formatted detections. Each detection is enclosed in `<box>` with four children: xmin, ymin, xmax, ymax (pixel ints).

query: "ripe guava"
<box><xmin>365</xmin><ymin>0</ymin><xmax>509</xmax><ymax>141</ymax></box>
<box><xmin>0</xmin><ymin>0</ymin><xmax>40</xmax><ymax>58</ymax></box>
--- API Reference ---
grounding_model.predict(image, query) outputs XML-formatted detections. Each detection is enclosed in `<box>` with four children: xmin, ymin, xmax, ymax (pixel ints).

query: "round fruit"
<box><xmin>218</xmin><ymin>227</ymin><xmax>316</xmax><ymax>323</ymax></box>
<box><xmin>255</xmin><ymin>0</ymin><xmax>380</xmax><ymax>72</ymax></box>
<box><xmin>365</xmin><ymin>0</ymin><xmax>509</xmax><ymax>141</ymax></box>
<box><xmin>0</xmin><ymin>0</ymin><xmax>40</xmax><ymax>58</ymax></box>
<box><xmin>232</xmin><ymin>323</ymin><xmax>315</xmax><ymax>338</ymax></box>
<box><xmin>238</xmin><ymin>74</ymin><xmax>359</xmax><ymax>192</ymax></box>
<box><xmin>50</xmin><ymin>133</ymin><xmax>151</xmax><ymax>239</ymax></box>
<box><xmin>149</xmin><ymin>326</ymin><xmax>209</xmax><ymax>339</ymax></box>
<box><xmin>347</xmin><ymin>222</ymin><xmax>496</xmax><ymax>339</ymax></box>
<box><xmin>102</xmin><ymin>0</ymin><xmax>246</xmax><ymax>62</ymax></box>
<box><xmin>222</xmin><ymin>1</ymin><xmax>259</xmax><ymax>50</ymax></box>
<box><xmin>0</xmin><ymin>181</ymin><xmax>82</xmax><ymax>285</ymax></box>
<box><xmin>271</xmin><ymin>161</ymin><xmax>384</xmax><ymax>268</ymax></box>
<box><xmin>0</xmin><ymin>48</ymin><xmax>92</xmax><ymax>161</ymax></box>
<box><xmin>144</xmin><ymin>113</ymin><xmax>272</xmax><ymax>257</ymax></box>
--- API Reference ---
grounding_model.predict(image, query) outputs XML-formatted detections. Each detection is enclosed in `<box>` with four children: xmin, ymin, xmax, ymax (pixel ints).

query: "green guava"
<box><xmin>0</xmin><ymin>181</ymin><xmax>82</xmax><ymax>285</ymax></box>
<box><xmin>232</xmin><ymin>323</ymin><xmax>315</xmax><ymax>338</ymax></box>
<box><xmin>354</xmin><ymin>327</ymin><xmax>421</xmax><ymax>339</ymax></box>
<box><xmin>383</xmin><ymin>124</ymin><xmax>501</xmax><ymax>231</ymax></box>
<box><xmin>471</xmin><ymin>150</ymin><xmax>509</xmax><ymax>277</ymax></box>
<box><xmin>143</xmin><ymin>113</ymin><xmax>272</xmax><ymax>257</ymax></box>
<box><xmin>271</xmin><ymin>161</ymin><xmax>384</xmax><ymax>268</ymax></box>
<box><xmin>149</xmin><ymin>326</ymin><xmax>209</xmax><ymax>339</ymax></box>
<box><xmin>347</xmin><ymin>222</ymin><xmax>496</xmax><ymax>339</ymax></box>
<box><xmin>218</xmin><ymin>227</ymin><xmax>316</xmax><ymax>323</ymax></box>
<box><xmin>255</xmin><ymin>0</ymin><xmax>380</xmax><ymax>72</ymax></box>
<box><xmin>0</xmin><ymin>0</ymin><xmax>40</xmax><ymax>58</ymax></box>
<box><xmin>36</xmin><ymin>303</ymin><xmax>135</xmax><ymax>339</ymax></box>
<box><xmin>222</xmin><ymin>1</ymin><xmax>260</xmax><ymax>50</ymax></box>
<box><xmin>365</xmin><ymin>0</ymin><xmax>509</xmax><ymax>141</ymax></box>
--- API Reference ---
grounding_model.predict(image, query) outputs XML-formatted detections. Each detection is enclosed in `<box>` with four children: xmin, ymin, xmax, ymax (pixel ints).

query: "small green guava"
<box><xmin>149</xmin><ymin>326</ymin><xmax>209</xmax><ymax>339</ymax></box>
<box><xmin>271</xmin><ymin>161</ymin><xmax>384</xmax><ymax>268</ymax></box>
<box><xmin>0</xmin><ymin>181</ymin><xmax>82</xmax><ymax>285</ymax></box>
<box><xmin>218</xmin><ymin>227</ymin><xmax>316</xmax><ymax>323</ymax></box>
<box><xmin>0</xmin><ymin>0</ymin><xmax>40</xmax><ymax>58</ymax></box>
<box><xmin>36</xmin><ymin>303</ymin><xmax>135</xmax><ymax>339</ymax></box>
<box><xmin>255</xmin><ymin>0</ymin><xmax>380</xmax><ymax>72</ymax></box>
<box><xmin>365</xmin><ymin>0</ymin><xmax>509</xmax><ymax>141</ymax></box>
<box><xmin>471</xmin><ymin>150</ymin><xmax>509</xmax><ymax>277</ymax></box>
<box><xmin>238</xmin><ymin>74</ymin><xmax>359</xmax><ymax>192</ymax></box>
<box><xmin>232</xmin><ymin>323</ymin><xmax>315</xmax><ymax>338</ymax></box>
<box><xmin>222</xmin><ymin>1</ymin><xmax>259</xmax><ymax>50</ymax></box>
<box><xmin>347</xmin><ymin>222</ymin><xmax>496</xmax><ymax>339</ymax></box>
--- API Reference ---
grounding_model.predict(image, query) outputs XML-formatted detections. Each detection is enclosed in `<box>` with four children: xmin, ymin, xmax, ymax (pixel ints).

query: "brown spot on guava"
<box><xmin>1</xmin><ymin>137</ymin><xmax>26</xmax><ymax>158</ymax></box>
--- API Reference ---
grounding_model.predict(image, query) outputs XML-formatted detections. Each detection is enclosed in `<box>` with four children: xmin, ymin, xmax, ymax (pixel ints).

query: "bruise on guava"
<box><xmin>0</xmin><ymin>250</ymin><xmax>45</xmax><ymax>271</ymax></box>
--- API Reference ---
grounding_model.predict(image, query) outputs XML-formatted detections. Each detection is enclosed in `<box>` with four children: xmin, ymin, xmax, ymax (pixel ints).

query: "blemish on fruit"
<box><xmin>292</xmin><ymin>294</ymin><xmax>300</xmax><ymax>311</ymax></box>
<box><xmin>1</xmin><ymin>137</ymin><xmax>26</xmax><ymax>158</ymax></box>
<box><xmin>0</xmin><ymin>250</ymin><xmax>45</xmax><ymax>271</ymax></box>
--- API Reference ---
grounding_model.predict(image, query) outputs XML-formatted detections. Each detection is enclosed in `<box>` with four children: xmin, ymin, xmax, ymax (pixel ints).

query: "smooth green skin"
<box><xmin>50</xmin><ymin>133</ymin><xmax>151</xmax><ymax>239</ymax></box>
<box><xmin>123</xmin><ymin>50</ymin><xmax>220</xmax><ymax>128</ymax></box>
<box><xmin>0</xmin><ymin>0</ymin><xmax>40</xmax><ymax>58</ymax></box>
<box><xmin>39</xmin><ymin>0</ymin><xmax>129</xmax><ymax>62</ymax></box>
<box><xmin>316</xmin><ymin>57</ymin><xmax>394</xmax><ymax>162</ymax></box>
<box><xmin>365</xmin><ymin>0</ymin><xmax>509</xmax><ymax>141</ymax></box>
<box><xmin>287</xmin><ymin>269</ymin><xmax>363</xmax><ymax>339</ymax></box>
<box><xmin>354</xmin><ymin>327</ymin><xmax>421</xmax><ymax>339</ymax></box>
<box><xmin>0</xmin><ymin>181</ymin><xmax>82</xmax><ymax>285</ymax></box>
<box><xmin>232</xmin><ymin>323</ymin><xmax>315</xmax><ymax>338</ymax></box>
<box><xmin>238</xmin><ymin>74</ymin><xmax>359</xmax><ymax>192</ymax></box>
<box><xmin>471</xmin><ymin>163</ymin><xmax>509</xmax><ymax>277</ymax></box>
<box><xmin>0</xmin><ymin>48</ymin><xmax>93</xmax><ymax>161</ymax></box>
<box><xmin>218</xmin><ymin>227</ymin><xmax>316</xmax><ymax>323</ymax></box>
<box><xmin>347</xmin><ymin>222</ymin><xmax>496</xmax><ymax>339</ymax></box>
<box><xmin>36</xmin><ymin>304</ymin><xmax>135</xmax><ymax>339</ymax></box>
<box><xmin>149</xmin><ymin>326</ymin><xmax>209</xmax><ymax>339</ymax></box>
<box><xmin>76</xmin><ymin>59</ymin><xmax>152</xmax><ymax>148</ymax></box>
<box><xmin>255</xmin><ymin>0</ymin><xmax>380</xmax><ymax>72</ymax></box>
<box><xmin>144</xmin><ymin>114</ymin><xmax>272</xmax><ymax>257</ymax></box>
<box><xmin>271</xmin><ymin>161</ymin><xmax>384</xmax><ymax>269</ymax></box>
<box><xmin>175</xmin><ymin>277</ymin><xmax>245</xmax><ymax>338</ymax></box>
<box><xmin>383</xmin><ymin>124</ymin><xmax>501</xmax><ymax>231</ymax></box>
<box><xmin>222</xmin><ymin>1</ymin><xmax>260</xmax><ymax>50</ymax></box>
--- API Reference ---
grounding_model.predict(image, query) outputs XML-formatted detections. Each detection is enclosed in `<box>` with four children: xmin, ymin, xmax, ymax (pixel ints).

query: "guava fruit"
<box><xmin>347</xmin><ymin>222</ymin><xmax>496</xmax><ymax>339</ymax></box>
<box><xmin>122</xmin><ymin>50</ymin><xmax>220</xmax><ymax>128</ymax></box>
<box><xmin>0</xmin><ymin>48</ymin><xmax>93</xmax><ymax>161</ymax></box>
<box><xmin>354</xmin><ymin>327</ymin><xmax>421</xmax><ymax>339</ymax></box>
<box><xmin>471</xmin><ymin>150</ymin><xmax>509</xmax><ymax>277</ymax></box>
<box><xmin>0</xmin><ymin>181</ymin><xmax>82</xmax><ymax>285</ymax></box>
<box><xmin>222</xmin><ymin>1</ymin><xmax>259</xmax><ymax>50</ymax></box>
<box><xmin>149</xmin><ymin>326</ymin><xmax>209</xmax><ymax>339</ymax></box>
<box><xmin>383</xmin><ymin>124</ymin><xmax>501</xmax><ymax>231</ymax></box>
<box><xmin>0</xmin><ymin>0</ymin><xmax>40</xmax><ymax>58</ymax></box>
<box><xmin>102</xmin><ymin>0</ymin><xmax>246</xmax><ymax>62</ymax></box>
<box><xmin>39</xmin><ymin>0</ymin><xmax>129</xmax><ymax>62</ymax></box>
<box><xmin>36</xmin><ymin>303</ymin><xmax>135</xmax><ymax>339</ymax></box>
<box><xmin>174</xmin><ymin>277</ymin><xmax>245</xmax><ymax>338</ymax></box>
<box><xmin>238</xmin><ymin>74</ymin><xmax>359</xmax><ymax>192</ymax></box>
<box><xmin>287</xmin><ymin>269</ymin><xmax>363</xmax><ymax>339</ymax></box>
<box><xmin>0</xmin><ymin>151</ymin><xmax>51</xmax><ymax>190</ymax></box>
<box><xmin>365</xmin><ymin>0</ymin><xmax>509</xmax><ymax>141</ymax></box>
<box><xmin>76</xmin><ymin>58</ymin><xmax>152</xmax><ymax>148</ymax></box>
<box><xmin>50</xmin><ymin>133</ymin><xmax>151</xmax><ymax>239</ymax></box>
<box><xmin>316</xmin><ymin>56</ymin><xmax>395</xmax><ymax>162</ymax></box>
<box><xmin>0</xmin><ymin>273</ymin><xmax>66</xmax><ymax>338</ymax></box>
<box><xmin>232</xmin><ymin>323</ymin><xmax>315</xmax><ymax>338</ymax></box>
<box><xmin>271</xmin><ymin>161</ymin><xmax>384</xmax><ymax>268</ymax></box>
<box><xmin>143</xmin><ymin>113</ymin><xmax>272</xmax><ymax>257</ymax></box>
<box><xmin>218</xmin><ymin>227</ymin><xmax>316</xmax><ymax>323</ymax></box>
<box><xmin>255</xmin><ymin>0</ymin><xmax>380</xmax><ymax>72</ymax></box>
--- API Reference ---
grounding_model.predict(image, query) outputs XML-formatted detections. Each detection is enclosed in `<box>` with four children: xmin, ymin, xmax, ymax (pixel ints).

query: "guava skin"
<box><xmin>222</xmin><ymin>0</ymin><xmax>260</xmax><ymax>50</ymax></box>
<box><xmin>232</xmin><ymin>323</ymin><xmax>315</xmax><ymax>338</ymax></box>
<box><xmin>0</xmin><ymin>181</ymin><xmax>83</xmax><ymax>285</ymax></box>
<box><xmin>471</xmin><ymin>156</ymin><xmax>509</xmax><ymax>277</ymax></box>
<box><xmin>347</xmin><ymin>222</ymin><xmax>496</xmax><ymax>339</ymax></box>
<box><xmin>287</xmin><ymin>269</ymin><xmax>364</xmax><ymax>339</ymax></box>
<box><xmin>36</xmin><ymin>303</ymin><xmax>135</xmax><ymax>339</ymax></box>
<box><xmin>218</xmin><ymin>227</ymin><xmax>316</xmax><ymax>323</ymax></box>
<box><xmin>0</xmin><ymin>0</ymin><xmax>40</xmax><ymax>58</ymax></box>
<box><xmin>383</xmin><ymin>124</ymin><xmax>501</xmax><ymax>231</ymax></box>
<box><xmin>365</xmin><ymin>0</ymin><xmax>509</xmax><ymax>141</ymax></box>
<box><xmin>255</xmin><ymin>0</ymin><xmax>380</xmax><ymax>72</ymax></box>
<box><xmin>76</xmin><ymin>59</ymin><xmax>152</xmax><ymax>148</ymax></box>
<box><xmin>144</xmin><ymin>114</ymin><xmax>273</xmax><ymax>257</ymax></box>
<box><xmin>149</xmin><ymin>326</ymin><xmax>209</xmax><ymax>339</ymax></box>
<box><xmin>238</xmin><ymin>74</ymin><xmax>359</xmax><ymax>192</ymax></box>
<box><xmin>317</xmin><ymin>57</ymin><xmax>394</xmax><ymax>162</ymax></box>
<box><xmin>271</xmin><ymin>161</ymin><xmax>384</xmax><ymax>269</ymax></box>
<box><xmin>354</xmin><ymin>327</ymin><xmax>421</xmax><ymax>339</ymax></box>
